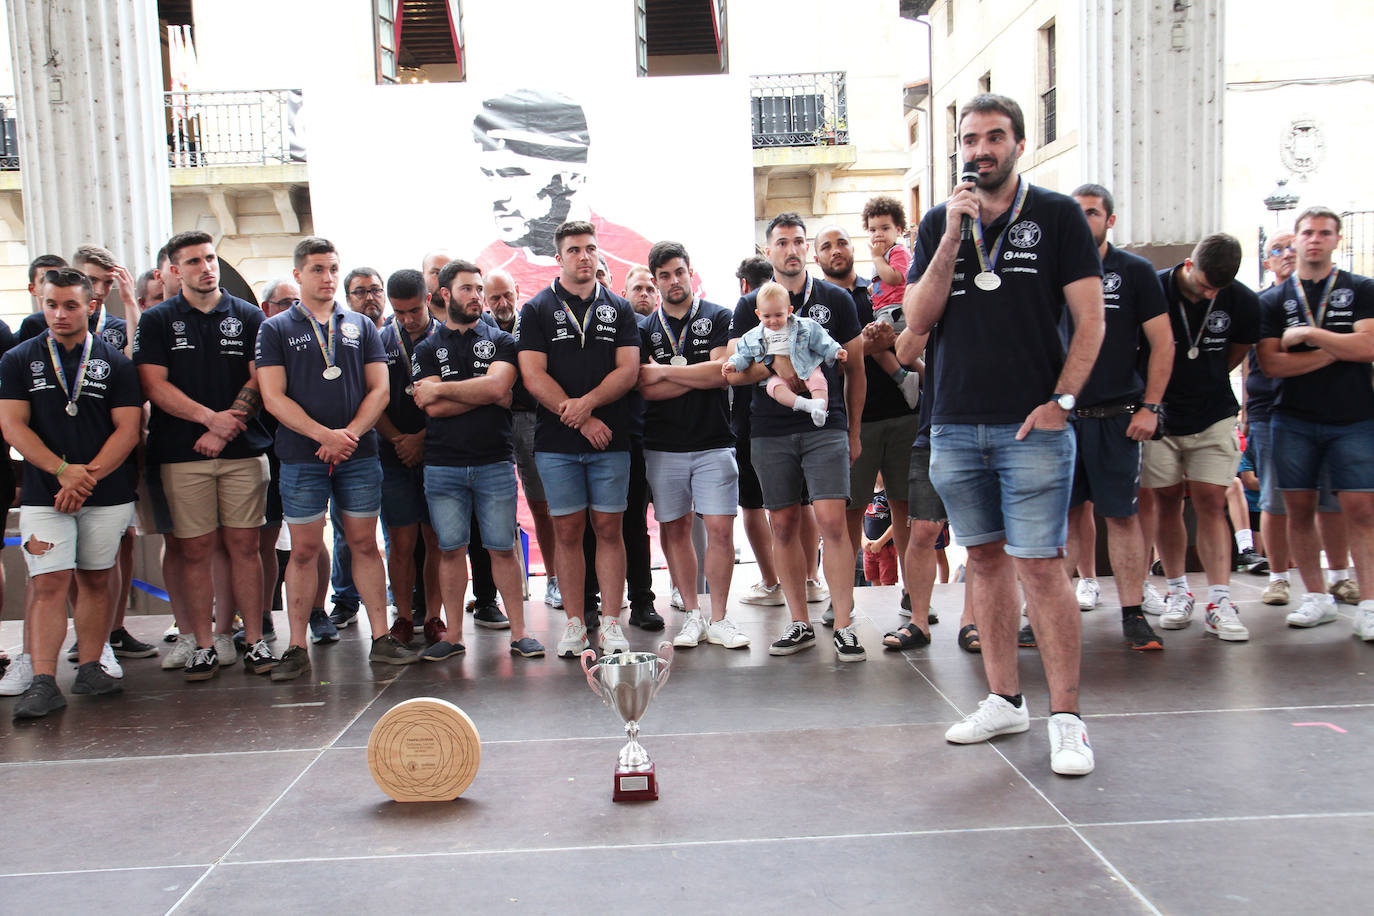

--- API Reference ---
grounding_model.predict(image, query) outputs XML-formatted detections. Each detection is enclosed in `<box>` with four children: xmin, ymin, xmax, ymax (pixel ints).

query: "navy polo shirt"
<box><xmin>19</xmin><ymin>308</ymin><xmax>128</xmax><ymax>350</ymax></box>
<box><xmin>731</xmin><ymin>276</ymin><xmax>861</xmax><ymax>437</ymax></box>
<box><xmin>412</xmin><ymin>321</ymin><xmax>516</xmax><ymax>466</ymax></box>
<box><xmin>1073</xmin><ymin>245</ymin><xmax>1167</xmax><ymax>407</ymax></box>
<box><xmin>1156</xmin><ymin>266</ymin><xmax>1259</xmax><ymax>435</ymax></box>
<box><xmin>515</xmin><ymin>280</ymin><xmax>640</xmax><ymax>453</ymax></box>
<box><xmin>254</xmin><ymin>303</ymin><xmax>387</xmax><ymax>464</ymax></box>
<box><xmin>379</xmin><ymin>317</ymin><xmax>438</xmax><ymax>467</ymax></box>
<box><xmin>910</xmin><ymin>182</ymin><xmax>1102</xmax><ymax>425</ymax></box>
<box><xmin>0</xmin><ymin>332</ymin><xmax>142</xmax><ymax>506</ymax></box>
<box><xmin>849</xmin><ymin>276</ymin><xmax>915</xmax><ymax>423</ymax></box>
<box><xmin>640</xmin><ymin>298</ymin><xmax>733</xmax><ymax>452</ymax></box>
<box><xmin>1259</xmin><ymin>270</ymin><xmax>1374</xmax><ymax>424</ymax></box>
<box><xmin>481</xmin><ymin>312</ymin><xmax>537</xmax><ymax>411</ymax></box>
<box><xmin>133</xmin><ymin>290</ymin><xmax>272</xmax><ymax>463</ymax></box>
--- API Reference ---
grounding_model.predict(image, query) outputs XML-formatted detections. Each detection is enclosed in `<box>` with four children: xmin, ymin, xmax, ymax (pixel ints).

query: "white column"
<box><xmin>5</xmin><ymin>0</ymin><xmax>171</xmax><ymax>280</ymax></box>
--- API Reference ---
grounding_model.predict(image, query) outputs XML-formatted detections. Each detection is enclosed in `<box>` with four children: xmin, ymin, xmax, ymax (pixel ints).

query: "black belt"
<box><xmin>1075</xmin><ymin>402</ymin><xmax>1138</xmax><ymax>420</ymax></box>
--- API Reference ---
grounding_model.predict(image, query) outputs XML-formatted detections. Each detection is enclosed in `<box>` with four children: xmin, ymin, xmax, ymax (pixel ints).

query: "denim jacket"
<box><xmin>728</xmin><ymin>314</ymin><xmax>842</xmax><ymax>379</ymax></box>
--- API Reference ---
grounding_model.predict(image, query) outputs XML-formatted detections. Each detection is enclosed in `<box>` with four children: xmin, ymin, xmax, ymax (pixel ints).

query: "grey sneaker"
<box><xmin>214</xmin><ymin>633</ymin><xmax>237</xmax><ymax>667</ymax></box>
<box><xmin>72</xmin><ymin>661</ymin><xmax>123</xmax><ymax>695</ymax></box>
<box><xmin>162</xmin><ymin>632</ymin><xmax>197</xmax><ymax>670</ymax></box>
<box><xmin>544</xmin><ymin>576</ymin><xmax>563</xmax><ymax>609</ymax></box>
<box><xmin>370</xmin><ymin>635</ymin><xmax>421</xmax><ymax>665</ymax></box>
<box><xmin>13</xmin><ymin>674</ymin><xmax>66</xmax><ymax>719</ymax></box>
<box><xmin>269</xmin><ymin>646</ymin><xmax>312</xmax><ymax>682</ymax></box>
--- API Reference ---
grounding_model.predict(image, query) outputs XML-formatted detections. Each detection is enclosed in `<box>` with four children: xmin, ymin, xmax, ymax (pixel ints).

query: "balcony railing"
<box><xmin>750</xmin><ymin>71</ymin><xmax>848</xmax><ymax>149</ymax></box>
<box><xmin>0</xmin><ymin>89</ymin><xmax>306</xmax><ymax>172</ymax></box>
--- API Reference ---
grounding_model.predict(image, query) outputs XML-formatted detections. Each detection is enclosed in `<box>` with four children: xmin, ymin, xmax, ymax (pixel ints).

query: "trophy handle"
<box><xmin>580</xmin><ymin>649</ymin><xmax>605</xmax><ymax>700</ymax></box>
<box><xmin>653</xmin><ymin>640</ymin><xmax>673</xmax><ymax>693</ymax></box>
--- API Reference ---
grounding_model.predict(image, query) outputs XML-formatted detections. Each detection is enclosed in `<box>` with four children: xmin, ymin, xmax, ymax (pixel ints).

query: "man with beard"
<box><xmin>729</xmin><ymin>213</ymin><xmax>866</xmax><ymax>661</ymax></box>
<box><xmin>413</xmin><ymin>260</ymin><xmax>543</xmax><ymax>660</ymax></box>
<box><xmin>906</xmin><ymin>94</ymin><xmax>1105</xmax><ymax>775</ymax></box>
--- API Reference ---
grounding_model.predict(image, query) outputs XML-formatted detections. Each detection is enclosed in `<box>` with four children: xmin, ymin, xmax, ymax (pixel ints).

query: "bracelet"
<box><xmin>55</xmin><ymin>460</ymin><xmax>68</xmax><ymax>478</ymax></box>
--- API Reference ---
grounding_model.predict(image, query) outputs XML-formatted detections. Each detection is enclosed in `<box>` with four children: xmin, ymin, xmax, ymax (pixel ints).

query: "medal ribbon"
<box><xmin>554</xmin><ymin>281</ymin><xmax>600</xmax><ymax>348</ymax></box>
<box><xmin>46</xmin><ymin>330</ymin><xmax>94</xmax><ymax>416</ymax></box>
<box><xmin>655</xmin><ymin>297</ymin><xmax>699</xmax><ymax>361</ymax></box>
<box><xmin>969</xmin><ymin>178</ymin><xmax>1031</xmax><ymax>280</ymax></box>
<box><xmin>1292</xmin><ymin>268</ymin><xmax>1340</xmax><ymax>329</ymax></box>
<box><xmin>395</xmin><ymin>316</ymin><xmax>437</xmax><ymax>367</ymax></box>
<box><xmin>1175</xmin><ymin>287</ymin><xmax>1216</xmax><ymax>358</ymax></box>
<box><xmin>92</xmin><ymin>305</ymin><xmax>107</xmax><ymax>333</ymax></box>
<box><xmin>296</xmin><ymin>304</ymin><xmax>337</xmax><ymax>370</ymax></box>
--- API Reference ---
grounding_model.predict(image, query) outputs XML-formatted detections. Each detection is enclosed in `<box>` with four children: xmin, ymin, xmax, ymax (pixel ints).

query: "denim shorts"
<box><xmin>750</xmin><ymin>428</ymin><xmax>851</xmax><ymax>510</ymax></box>
<box><xmin>534</xmin><ymin>451</ymin><xmax>631</xmax><ymax>516</ymax></box>
<box><xmin>380</xmin><ymin>464</ymin><xmax>429</xmax><ymax>529</ymax></box>
<box><xmin>1272</xmin><ymin>414</ymin><xmax>1374</xmax><ymax>495</ymax></box>
<box><xmin>424</xmin><ymin>462</ymin><xmax>519</xmax><ymax>551</ymax></box>
<box><xmin>1252</xmin><ymin>417</ymin><xmax>1340</xmax><ymax>514</ymax></box>
<box><xmin>279</xmin><ymin>458</ymin><xmax>382</xmax><ymax>525</ymax></box>
<box><xmin>644</xmin><ymin>447</ymin><xmax>739</xmax><ymax>522</ymax></box>
<box><xmin>929</xmin><ymin>423</ymin><xmax>1074</xmax><ymax>559</ymax></box>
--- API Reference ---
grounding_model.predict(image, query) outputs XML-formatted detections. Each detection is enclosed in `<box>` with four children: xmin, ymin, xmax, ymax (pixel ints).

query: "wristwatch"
<box><xmin>1141</xmin><ymin>402</ymin><xmax>1163</xmax><ymax>415</ymax></box>
<box><xmin>1051</xmin><ymin>393</ymin><xmax>1076</xmax><ymax>411</ymax></box>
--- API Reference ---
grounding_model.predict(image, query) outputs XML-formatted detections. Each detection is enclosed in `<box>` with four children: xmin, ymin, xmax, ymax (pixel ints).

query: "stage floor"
<box><xmin>2</xmin><ymin>569</ymin><xmax>1371</xmax><ymax>915</ymax></box>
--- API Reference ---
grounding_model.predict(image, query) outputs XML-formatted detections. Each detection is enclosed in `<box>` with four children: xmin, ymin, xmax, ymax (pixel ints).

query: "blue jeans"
<box><xmin>424</xmin><ymin>462</ymin><xmax>519</xmax><ymax>552</ymax></box>
<box><xmin>1272</xmin><ymin>414</ymin><xmax>1374</xmax><ymax>494</ymax></box>
<box><xmin>279</xmin><ymin>458</ymin><xmax>383</xmax><ymax>524</ymax></box>
<box><xmin>534</xmin><ymin>451</ymin><xmax>631</xmax><ymax>516</ymax></box>
<box><xmin>929</xmin><ymin>423</ymin><xmax>1074</xmax><ymax>559</ymax></box>
<box><xmin>1254</xmin><ymin>417</ymin><xmax>1342</xmax><ymax>513</ymax></box>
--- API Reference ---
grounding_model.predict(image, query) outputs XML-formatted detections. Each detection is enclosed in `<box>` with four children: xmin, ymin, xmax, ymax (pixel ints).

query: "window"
<box><xmin>945</xmin><ymin>0</ymin><xmax>955</xmax><ymax>36</ymax></box>
<box><xmin>907</xmin><ymin>115</ymin><xmax>919</xmax><ymax>148</ymax></box>
<box><xmin>636</xmin><ymin>0</ymin><xmax>727</xmax><ymax>77</ymax></box>
<box><xmin>1039</xmin><ymin>22</ymin><xmax>1057</xmax><ymax>145</ymax></box>
<box><xmin>375</xmin><ymin>0</ymin><xmax>465</xmax><ymax>85</ymax></box>
<box><xmin>978</xmin><ymin>71</ymin><xmax>990</xmax><ymax>95</ymax></box>
<box><xmin>947</xmin><ymin>101</ymin><xmax>958</xmax><ymax>191</ymax></box>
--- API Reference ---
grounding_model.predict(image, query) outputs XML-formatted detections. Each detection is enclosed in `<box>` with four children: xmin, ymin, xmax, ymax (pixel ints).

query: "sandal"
<box><xmin>883</xmin><ymin>622</ymin><xmax>931</xmax><ymax>651</ymax></box>
<box><xmin>957</xmin><ymin>624</ymin><xmax>981</xmax><ymax>654</ymax></box>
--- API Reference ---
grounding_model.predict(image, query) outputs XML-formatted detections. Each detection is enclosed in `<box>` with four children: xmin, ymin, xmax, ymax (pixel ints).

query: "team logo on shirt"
<box><xmin>808</xmin><ymin>304</ymin><xmax>831</xmax><ymax>325</ymax></box>
<box><xmin>650</xmin><ymin>332</ymin><xmax>663</xmax><ymax>344</ymax></box>
<box><xmin>85</xmin><ymin>359</ymin><xmax>111</xmax><ymax>381</ymax></box>
<box><xmin>172</xmin><ymin>321</ymin><xmax>186</xmax><ymax>334</ymax></box>
<box><xmin>340</xmin><ymin>321</ymin><xmax>361</xmax><ymax>340</ymax></box>
<box><xmin>595</xmin><ymin>304</ymin><xmax>618</xmax><ymax>325</ymax></box>
<box><xmin>553</xmin><ymin>309</ymin><xmax>566</xmax><ymax>323</ymax></box>
<box><xmin>473</xmin><ymin>339</ymin><xmax>496</xmax><ymax>360</ymax></box>
<box><xmin>691</xmin><ymin>318</ymin><xmax>713</xmax><ymax>337</ymax></box>
<box><xmin>102</xmin><ymin>328</ymin><xmax>125</xmax><ymax>346</ymax></box>
<box><xmin>436</xmin><ymin>347</ymin><xmax>449</xmax><ymax>362</ymax></box>
<box><xmin>1102</xmin><ymin>273</ymin><xmax>1122</xmax><ymax>293</ymax></box>
<box><xmin>1331</xmin><ymin>288</ymin><xmax>1354</xmax><ymax>309</ymax></box>
<box><xmin>219</xmin><ymin>316</ymin><xmax>243</xmax><ymax>337</ymax></box>
<box><xmin>1206</xmin><ymin>311</ymin><xmax>1231</xmax><ymax>334</ymax></box>
<box><xmin>1008</xmin><ymin>221</ymin><xmax>1041</xmax><ymax>248</ymax></box>
<box><xmin>29</xmin><ymin>360</ymin><xmax>44</xmax><ymax>376</ymax></box>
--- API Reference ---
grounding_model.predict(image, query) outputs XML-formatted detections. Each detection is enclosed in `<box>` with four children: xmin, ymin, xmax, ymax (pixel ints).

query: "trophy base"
<box><xmin>613</xmin><ymin>764</ymin><xmax>659</xmax><ymax>802</ymax></box>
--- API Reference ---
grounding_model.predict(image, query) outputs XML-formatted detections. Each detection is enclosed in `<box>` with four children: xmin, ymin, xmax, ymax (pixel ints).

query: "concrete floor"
<box><xmin>1</xmin><ymin>569</ymin><xmax>1371</xmax><ymax>915</ymax></box>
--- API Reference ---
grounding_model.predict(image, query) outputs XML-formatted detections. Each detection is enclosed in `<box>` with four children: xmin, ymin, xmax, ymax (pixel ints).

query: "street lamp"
<box><xmin>1260</xmin><ymin>178</ymin><xmax>1300</xmax><ymax>286</ymax></box>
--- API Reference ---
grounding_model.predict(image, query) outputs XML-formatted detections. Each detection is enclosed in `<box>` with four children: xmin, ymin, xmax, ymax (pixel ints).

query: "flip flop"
<box><xmin>957</xmin><ymin>624</ymin><xmax>981</xmax><ymax>654</ymax></box>
<box><xmin>883</xmin><ymin>622</ymin><xmax>931</xmax><ymax>651</ymax></box>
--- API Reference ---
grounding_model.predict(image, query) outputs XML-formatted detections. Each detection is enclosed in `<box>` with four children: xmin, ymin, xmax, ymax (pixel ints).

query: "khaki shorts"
<box><xmin>161</xmin><ymin>455</ymin><xmax>269</xmax><ymax>539</ymax></box>
<box><xmin>1141</xmin><ymin>416</ymin><xmax>1239</xmax><ymax>489</ymax></box>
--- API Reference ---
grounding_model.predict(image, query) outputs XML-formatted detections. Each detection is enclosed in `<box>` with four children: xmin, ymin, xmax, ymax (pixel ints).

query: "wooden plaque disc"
<box><xmin>367</xmin><ymin>697</ymin><xmax>481</xmax><ymax>802</ymax></box>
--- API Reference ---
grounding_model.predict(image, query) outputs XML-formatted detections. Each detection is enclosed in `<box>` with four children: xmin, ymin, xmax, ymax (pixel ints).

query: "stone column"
<box><xmin>5</xmin><ymin>0</ymin><xmax>171</xmax><ymax>296</ymax></box>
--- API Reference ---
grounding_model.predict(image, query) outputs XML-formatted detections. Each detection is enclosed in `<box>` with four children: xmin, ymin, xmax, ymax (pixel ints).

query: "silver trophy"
<box><xmin>581</xmin><ymin>642</ymin><xmax>673</xmax><ymax>801</ymax></box>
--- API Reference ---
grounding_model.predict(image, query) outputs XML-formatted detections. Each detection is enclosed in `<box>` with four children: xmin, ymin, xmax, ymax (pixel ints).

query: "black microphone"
<box><xmin>959</xmin><ymin>161</ymin><xmax>979</xmax><ymax>241</ymax></box>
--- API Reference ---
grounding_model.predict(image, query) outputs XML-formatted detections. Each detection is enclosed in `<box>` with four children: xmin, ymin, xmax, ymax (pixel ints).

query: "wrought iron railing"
<box><xmin>750</xmin><ymin>71</ymin><xmax>848</xmax><ymax>149</ymax></box>
<box><xmin>0</xmin><ymin>89</ymin><xmax>305</xmax><ymax>171</ymax></box>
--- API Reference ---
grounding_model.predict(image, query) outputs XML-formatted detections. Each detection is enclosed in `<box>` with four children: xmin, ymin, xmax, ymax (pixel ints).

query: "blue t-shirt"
<box><xmin>254</xmin><ymin>304</ymin><xmax>388</xmax><ymax>464</ymax></box>
<box><xmin>412</xmin><ymin>321</ymin><xmax>517</xmax><ymax>467</ymax></box>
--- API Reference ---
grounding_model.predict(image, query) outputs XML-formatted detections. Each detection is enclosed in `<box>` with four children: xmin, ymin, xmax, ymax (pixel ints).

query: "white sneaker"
<box><xmin>739</xmin><ymin>581</ymin><xmax>784</xmax><ymax>606</ymax></box>
<box><xmin>673</xmin><ymin>610</ymin><xmax>706</xmax><ymax>648</ymax></box>
<box><xmin>544</xmin><ymin>576</ymin><xmax>563</xmax><ymax>609</ymax></box>
<box><xmin>670</xmin><ymin>587</ymin><xmax>685</xmax><ymax>611</ymax></box>
<box><xmin>1048</xmin><ymin>713</ymin><xmax>1095</xmax><ymax>776</ymax></box>
<box><xmin>1076</xmin><ymin>578</ymin><xmax>1101</xmax><ymax>611</ymax></box>
<box><xmin>599</xmin><ymin>618</ymin><xmax>629</xmax><ymax>654</ymax></box>
<box><xmin>161</xmin><ymin>632</ymin><xmax>197</xmax><ymax>669</ymax></box>
<box><xmin>1287</xmin><ymin>593</ymin><xmax>1339</xmax><ymax>628</ymax></box>
<box><xmin>214</xmin><ymin>633</ymin><xmax>238</xmax><ymax>667</ymax></box>
<box><xmin>945</xmin><ymin>694</ymin><xmax>1030</xmax><ymax>744</ymax></box>
<box><xmin>707</xmin><ymin>616</ymin><xmax>751</xmax><ymax>649</ymax></box>
<box><xmin>556</xmin><ymin>620</ymin><xmax>588</xmax><ymax>658</ymax></box>
<box><xmin>1160</xmin><ymin>591</ymin><xmax>1194</xmax><ymax>629</ymax></box>
<box><xmin>1142</xmin><ymin>583</ymin><xmax>1165</xmax><ymax>616</ymax></box>
<box><xmin>1203</xmin><ymin>598</ymin><xmax>1249</xmax><ymax>641</ymax></box>
<box><xmin>1353</xmin><ymin>607</ymin><xmax>1374</xmax><ymax>641</ymax></box>
<box><xmin>896</xmin><ymin>369</ymin><xmax>921</xmax><ymax>409</ymax></box>
<box><xmin>99</xmin><ymin>641</ymin><xmax>123</xmax><ymax>679</ymax></box>
<box><xmin>806</xmin><ymin>578</ymin><xmax>829</xmax><ymax>603</ymax></box>
<box><xmin>0</xmin><ymin>652</ymin><xmax>34</xmax><ymax>696</ymax></box>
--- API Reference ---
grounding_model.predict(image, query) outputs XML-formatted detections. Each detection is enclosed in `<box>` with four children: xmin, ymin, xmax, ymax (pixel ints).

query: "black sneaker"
<box><xmin>72</xmin><ymin>661</ymin><xmax>123</xmax><ymax>695</ymax></box>
<box><xmin>628</xmin><ymin>603</ymin><xmax>665</xmax><ymax>631</ymax></box>
<box><xmin>833</xmin><ymin>624</ymin><xmax>866</xmax><ymax>663</ymax></box>
<box><xmin>470</xmin><ymin>600</ymin><xmax>510</xmax><ymax>630</ymax></box>
<box><xmin>1236</xmin><ymin>548</ymin><xmax>1269</xmax><ymax>575</ymax></box>
<box><xmin>1018</xmin><ymin>623</ymin><xmax>1037</xmax><ymax>648</ymax></box>
<box><xmin>370</xmin><ymin>634</ymin><xmax>421</xmax><ymax>666</ymax></box>
<box><xmin>108</xmin><ymin>628</ymin><xmax>158</xmax><ymax>659</ymax></box>
<box><xmin>769</xmin><ymin>621</ymin><xmax>816</xmax><ymax>656</ymax></box>
<box><xmin>66</xmin><ymin>642</ymin><xmax>79</xmax><ymax>663</ymax></box>
<box><xmin>13</xmin><ymin>674</ymin><xmax>66</xmax><ymax>720</ymax></box>
<box><xmin>243</xmin><ymin>639</ymin><xmax>280</xmax><ymax>674</ymax></box>
<box><xmin>309</xmin><ymin>608</ymin><xmax>340</xmax><ymax>643</ymax></box>
<box><xmin>327</xmin><ymin>603</ymin><xmax>357</xmax><ymax>629</ymax></box>
<box><xmin>1123</xmin><ymin>614</ymin><xmax>1164</xmax><ymax>651</ymax></box>
<box><xmin>270</xmin><ymin>646</ymin><xmax>312</xmax><ymax>682</ymax></box>
<box><xmin>184</xmin><ymin>646</ymin><xmax>220</xmax><ymax>681</ymax></box>
<box><xmin>1150</xmin><ymin>559</ymin><xmax>1165</xmax><ymax>577</ymax></box>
